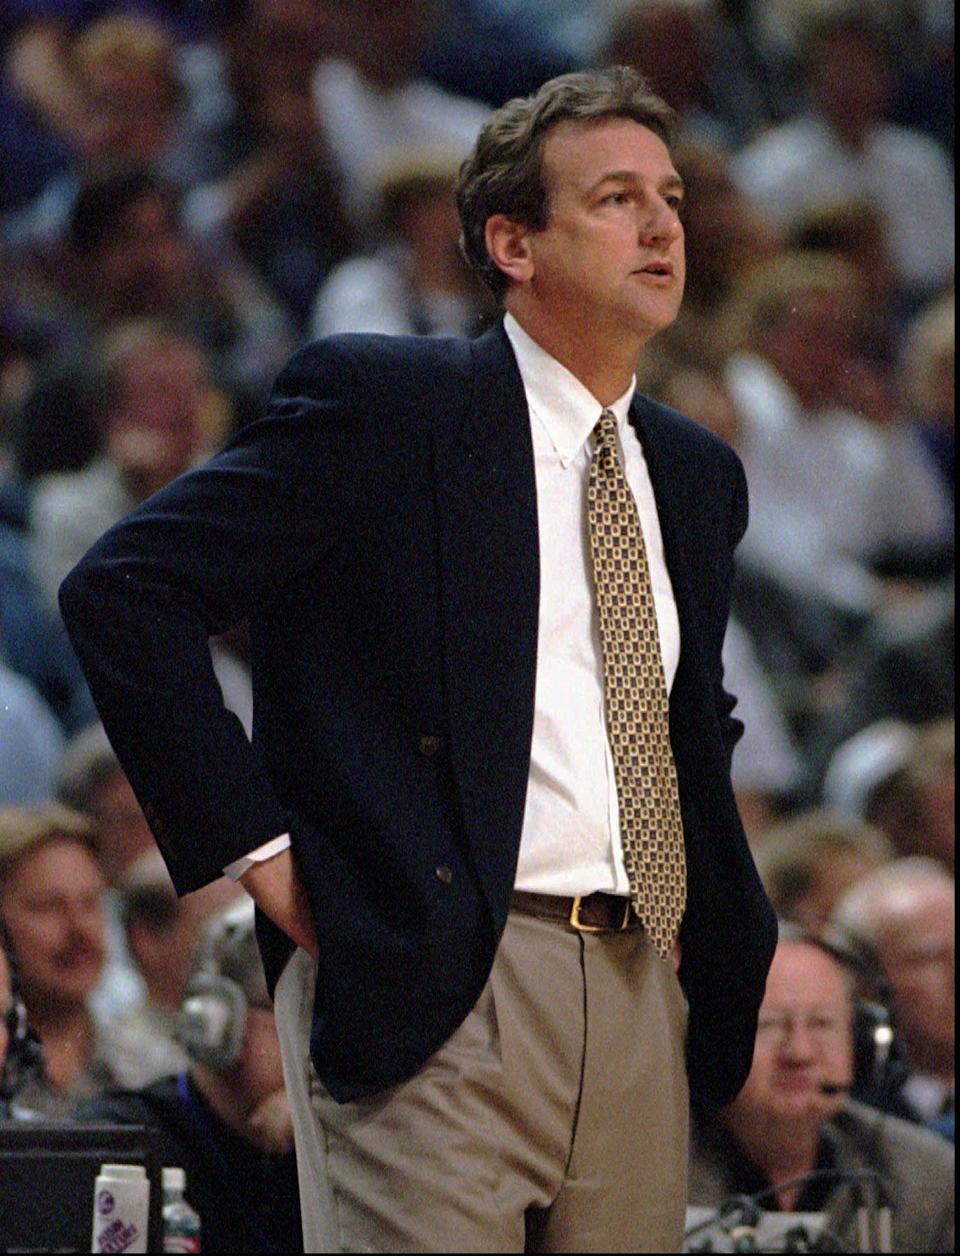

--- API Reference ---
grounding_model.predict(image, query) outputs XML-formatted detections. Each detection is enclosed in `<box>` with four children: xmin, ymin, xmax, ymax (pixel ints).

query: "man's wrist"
<box><xmin>224</xmin><ymin>832</ymin><xmax>292</xmax><ymax>881</ymax></box>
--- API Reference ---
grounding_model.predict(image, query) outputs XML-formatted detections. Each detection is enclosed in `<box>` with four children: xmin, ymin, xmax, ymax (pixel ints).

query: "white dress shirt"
<box><xmin>505</xmin><ymin>314</ymin><xmax>679</xmax><ymax>896</ymax></box>
<box><xmin>226</xmin><ymin>315</ymin><xmax>680</xmax><ymax>891</ymax></box>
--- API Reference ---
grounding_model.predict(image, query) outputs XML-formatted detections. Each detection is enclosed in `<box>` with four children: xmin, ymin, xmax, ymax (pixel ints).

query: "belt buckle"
<box><xmin>568</xmin><ymin>894</ymin><xmax>631</xmax><ymax>934</ymax></box>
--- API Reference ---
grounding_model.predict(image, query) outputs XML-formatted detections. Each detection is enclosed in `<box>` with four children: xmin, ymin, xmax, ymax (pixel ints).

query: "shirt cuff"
<box><xmin>224</xmin><ymin>832</ymin><xmax>291</xmax><ymax>881</ymax></box>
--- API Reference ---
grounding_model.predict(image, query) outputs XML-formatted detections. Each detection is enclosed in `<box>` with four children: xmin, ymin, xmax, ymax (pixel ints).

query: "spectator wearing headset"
<box><xmin>688</xmin><ymin>927</ymin><xmax>954</xmax><ymax>1254</ymax></box>
<box><xmin>76</xmin><ymin>897</ymin><xmax>301</xmax><ymax>1254</ymax></box>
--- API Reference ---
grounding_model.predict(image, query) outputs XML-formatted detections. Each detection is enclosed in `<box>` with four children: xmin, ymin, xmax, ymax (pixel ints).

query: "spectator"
<box><xmin>4</xmin><ymin>11</ymin><xmax>214</xmax><ymax>251</ymax></box>
<box><xmin>600</xmin><ymin>1</ymin><xmax>746</xmax><ymax>148</ymax></box>
<box><xmin>832</xmin><ymin>859</ymin><xmax>955</xmax><ymax>1124</ymax></box>
<box><xmin>787</xmin><ymin>197</ymin><xmax>901</xmax><ymax>367</ymax></box>
<box><xmin>723</xmin><ymin>251</ymin><xmax>952</xmax><ymax>618</ymax></box>
<box><xmin>753</xmin><ymin>810</ymin><xmax>893</xmax><ymax>937</ymax></box>
<box><xmin>78</xmin><ymin>898</ymin><xmax>302</xmax><ymax>1252</ymax></box>
<box><xmin>311</xmin><ymin>150</ymin><xmax>493</xmax><ymax>340</ymax></box>
<box><xmin>183</xmin><ymin>0</ymin><xmax>354</xmax><ymax>328</ymax></box>
<box><xmin>310</xmin><ymin>0</ymin><xmax>488</xmax><ymax>234</ymax></box>
<box><xmin>804</xmin><ymin>577</ymin><xmax>954</xmax><ymax>787</ymax></box>
<box><xmin>28</xmin><ymin>320</ymin><xmax>216</xmax><ymax>610</ymax></box>
<box><xmin>824</xmin><ymin>718</ymin><xmax>954</xmax><ymax>871</ymax></box>
<box><xmin>0</xmin><ymin>804</ymin><xmax>128</xmax><ymax>1116</ymax></box>
<box><xmin>57</xmin><ymin>166</ymin><xmax>295</xmax><ymax>405</ymax></box>
<box><xmin>670</xmin><ymin>139</ymin><xmax>780</xmax><ymax>329</ymax></box>
<box><xmin>822</xmin><ymin>718</ymin><xmax>921</xmax><ymax>826</ymax></box>
<box><xmin>731</xmin><ymin>4</ymin><xmax>954</xmax><ymax>305</ymax></box>
<box><xmin>689</xmin><ymin>931</ymin><xmax>955</xmax><ymax>1253</ymax></box>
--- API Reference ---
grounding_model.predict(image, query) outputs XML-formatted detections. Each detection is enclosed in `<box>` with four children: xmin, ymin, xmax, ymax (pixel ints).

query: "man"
<box><xmin>688</xmin><ymin>931</ymin><xmax>955</xmax><ymax>1253</ymax></box>
<box><xmin>30</xmin><ymin>320</ymin><xmax>215</xmax><ymax>611</ymax></box>
<box><xmin>78</xmin><ymin>898</ymin><xmax>302</xmax><ymax>1254</ymax></box>
<box><xmin>832</xmin><ymin>858</ymin><xmax>955</xmax><ymax>1125</ymax></box>
<box><xmin>0</xmin><ymin>804</ymin><xmax>120</xmax><ymax>1116</ymax></box>
<box><xmin>60</xmin><ymin>67</ymin><xmax>776</xmax><ymax>1251</ymax></box>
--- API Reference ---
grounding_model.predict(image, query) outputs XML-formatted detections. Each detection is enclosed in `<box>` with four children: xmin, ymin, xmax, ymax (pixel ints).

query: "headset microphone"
<box><xmin>820</xmin><ymin>1081</ymin><xmax>853</xmax><ymax>1095</ymax></box>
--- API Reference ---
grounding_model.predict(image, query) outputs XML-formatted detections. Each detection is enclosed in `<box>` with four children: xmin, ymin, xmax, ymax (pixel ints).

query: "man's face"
<box><xmin>92</xmin><ymin>194</ymin><xmax>192</xmax><ymax>319</ymax></box>
<box><xmin>522</xmin><ymin>117</ymin><xmax>685</xmax><ymax>347</ymax></box>
<box><xmin>80</xmin><ymin>58</ymin><xmax>175</xmax><ymax>163</ymax></box>
<box><xmin>0</xmin><ymin>841</ymin><xmax>107</xmax><ymax>1014</ymax></box>
<box><xmin>732</xmin><ymin>942</ymin><xmax>854</xmax><ymax>1128</ymax></box>
<box><xmin>107</xmin><ymin>339</ymin><xmax>206</xmax><ymax>486</ymax></box>
<box><xmin>875</xmin><ymin>887</ymin><xmax>954</xmax><ymax>1063</ymax></box>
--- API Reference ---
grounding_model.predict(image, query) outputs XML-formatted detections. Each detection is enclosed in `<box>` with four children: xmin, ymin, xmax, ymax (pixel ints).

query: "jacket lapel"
<box><xmin>432</xmin><ymin>323</ymin><xmax>540</xmax><ymax>930</ymax></box>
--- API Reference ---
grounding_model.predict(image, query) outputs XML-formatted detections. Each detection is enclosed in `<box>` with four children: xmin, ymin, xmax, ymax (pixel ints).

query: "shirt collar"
<box><xmin>504</xmin><ymin>313</ymin><xmax>636</xmax><ymax>466</ymax></box>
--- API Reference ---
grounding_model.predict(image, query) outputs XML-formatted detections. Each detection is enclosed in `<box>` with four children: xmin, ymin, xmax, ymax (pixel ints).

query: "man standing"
<box><xmin>60</xmin><ymin>68</ymin><xmax>776</xmax><ymax>1252</ymax></box>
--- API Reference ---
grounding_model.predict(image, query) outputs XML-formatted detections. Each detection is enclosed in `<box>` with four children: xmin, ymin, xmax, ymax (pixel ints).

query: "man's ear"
<box><xmin>485</xmin><ymin>214</ymin><xmax>535</xmax><ymax>286</ymax></box>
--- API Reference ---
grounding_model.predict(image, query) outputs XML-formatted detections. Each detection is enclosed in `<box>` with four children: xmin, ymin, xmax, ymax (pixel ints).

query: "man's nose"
<box><xmin>639</xmin><ymin>198</ymin><xmax>682</xmax><ymax>243</ymax></box>
<box><xmin>778</xmin><ymin>1021</ymin><xmax>820</xmax><ymax>1059</ymax></box>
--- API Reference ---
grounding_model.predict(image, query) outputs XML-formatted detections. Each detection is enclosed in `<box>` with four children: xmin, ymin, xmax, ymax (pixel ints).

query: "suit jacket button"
<box><xmin>435</xmin><ymin>865</ymin><xmax>453</xmax><ymax>885</ymax></box>
<box><xmin>419</xmin><ymin>734</ymin><xmax>442</xmax><ymax>757</ymax></box>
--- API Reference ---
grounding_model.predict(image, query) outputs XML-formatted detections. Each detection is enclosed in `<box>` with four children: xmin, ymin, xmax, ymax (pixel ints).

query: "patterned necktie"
<box><xmin>587</xmin><ymin>408</ymin><xmax>686</xmax><ymax>959</ymax></box>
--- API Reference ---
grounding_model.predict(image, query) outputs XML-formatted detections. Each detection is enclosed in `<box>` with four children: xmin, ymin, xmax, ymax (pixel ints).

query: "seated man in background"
<box><xmin>688</xmin><ymin>929</ymin><xmax>954</xmax><ymax>1254</ymax></box>
<box><xmin>0</xmin><ymin>804</ymin><xmax>125</xmax><ymax>1116</ymax></box>
<box><xmin>832</xmin><ymin>858</ymin><xmax>955</xmax><ymax>1126</ymax></box>
<box><xmin>77</xmin><ymin>898</ymin><xmax>302</xmax><ymax>1254</ymax></box>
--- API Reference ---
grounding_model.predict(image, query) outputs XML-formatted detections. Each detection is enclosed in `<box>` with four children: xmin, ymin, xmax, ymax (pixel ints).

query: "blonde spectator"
<box><xmin>754</xmin><ymin>810</ymin><xmax>893</xmax><ymax>936</ymax></box>
<box><xmin>0</xmin><ymin>804</ymin><xmax>117</xmax><ymax>1116</ymax></box>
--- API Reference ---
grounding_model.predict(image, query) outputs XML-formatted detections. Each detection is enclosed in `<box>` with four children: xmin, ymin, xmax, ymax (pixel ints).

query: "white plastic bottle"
<box><xmin>91</xmin><ymin>1163</ymin><xmax>150</xmax><ymax>1254</ymax></box>
<box><xmin>161</xmin><ymin>1166</ymin><xmax>202</xmax><ymax>1252</ymax></box>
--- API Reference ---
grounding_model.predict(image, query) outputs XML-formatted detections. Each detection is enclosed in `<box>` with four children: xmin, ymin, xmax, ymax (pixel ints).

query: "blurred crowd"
<box><xmin>0</xmin><ymin>0</ymin><xmax>954</xmax><ymax>1251</ymax></box>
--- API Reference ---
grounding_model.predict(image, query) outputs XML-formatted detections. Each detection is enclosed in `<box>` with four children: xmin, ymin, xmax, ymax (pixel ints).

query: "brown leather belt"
<box><xmin>511</xmin><ymin>890</ymin><xmax>639</xmax><ymax>934</ymax></box>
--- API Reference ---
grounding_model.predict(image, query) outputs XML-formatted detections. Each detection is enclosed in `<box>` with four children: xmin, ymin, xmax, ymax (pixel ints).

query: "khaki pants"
<box><xmin>275</xmin><ymin>909</ymin><xmax>689</xmax><ymax>1253</ymax></box>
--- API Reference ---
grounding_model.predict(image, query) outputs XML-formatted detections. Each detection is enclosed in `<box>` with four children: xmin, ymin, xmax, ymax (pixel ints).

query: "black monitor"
<box><xmin>0</xmin><ymin>1121</ymin><xmax>163</xmax><ymax>1253</ymax></box>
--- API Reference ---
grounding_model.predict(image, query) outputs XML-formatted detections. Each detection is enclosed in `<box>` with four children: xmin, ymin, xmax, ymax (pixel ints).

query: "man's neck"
<box><xmin>505</xmin><ymin>300</ymin><xmax>645</xmax><ymax>407</ymax></box>
<box><xmin>723</xmin><ymin>1109</ymin><xmax>821</xmax><ymax>1211</ymax></box>
<box><xmin>30</xmin><ymin>1003</ymin><xmax>94</xmax><ymax>1091</ymax></box>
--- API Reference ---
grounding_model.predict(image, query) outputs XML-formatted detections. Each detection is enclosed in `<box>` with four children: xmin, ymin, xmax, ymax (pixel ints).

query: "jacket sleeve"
<box><xmin>59</xmin><ymin>339</ymin><xmax>360</xmax><ymax>893</ymax></box>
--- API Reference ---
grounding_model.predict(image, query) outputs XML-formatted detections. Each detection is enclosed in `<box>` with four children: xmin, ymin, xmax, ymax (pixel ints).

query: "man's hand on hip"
<box><xmin>239</xmin><ymin>846</ymin><xmax>319</xmax><ymax>960</ymax></box>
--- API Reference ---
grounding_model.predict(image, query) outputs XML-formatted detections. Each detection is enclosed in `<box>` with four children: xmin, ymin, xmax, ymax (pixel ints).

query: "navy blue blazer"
<box><xmin>60</xmin><ymin>323</ymin><xmax>776</xmax><ymax>1105</ymax></box>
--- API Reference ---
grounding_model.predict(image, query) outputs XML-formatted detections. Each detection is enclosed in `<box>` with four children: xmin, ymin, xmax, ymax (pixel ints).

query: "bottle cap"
<box><xmin>100</xmin><ymin>1164</ymin><xmax>147</xmax><ymax>1179</ymax></box>
<box><xmin>162</xmin><ymin>1166</ymin><xmax>186</xmax><ymax>1191</ymax></box>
